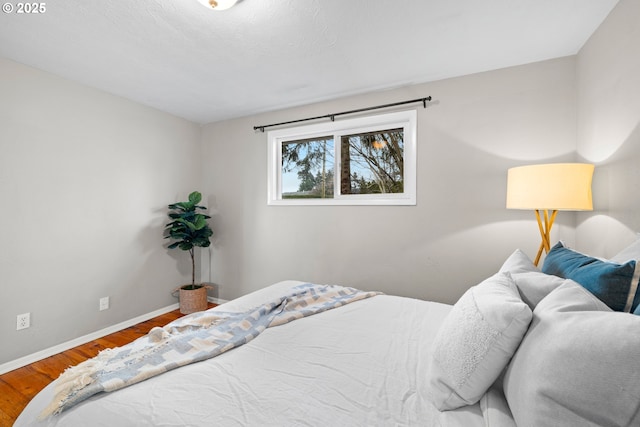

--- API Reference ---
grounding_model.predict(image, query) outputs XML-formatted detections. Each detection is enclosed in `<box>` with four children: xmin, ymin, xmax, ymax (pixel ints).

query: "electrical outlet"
<box><xmin>99</xmin><ymin>297</ymin><xmax>109</xmax><ymax>311</ymax></box>
<box><xmin>17</xmin><ymin>313</ymin><xmax>30</xmax><ymax>330</ymax></box>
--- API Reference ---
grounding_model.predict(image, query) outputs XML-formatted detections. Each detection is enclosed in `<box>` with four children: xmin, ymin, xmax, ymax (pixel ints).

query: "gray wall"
<box><xmin>201</xmin><ymin>56</ymin><xmax>578</xmax><ymax>305</ymax></box>
<box><xmin>576</xmin><ymin>0</ymin><xmax>640</xmax><ymax>256</ymax></box>
<box><xmin>0</xmin><ymin>59</ymin><xmax>202</xmax><ymax>364</ymax></box>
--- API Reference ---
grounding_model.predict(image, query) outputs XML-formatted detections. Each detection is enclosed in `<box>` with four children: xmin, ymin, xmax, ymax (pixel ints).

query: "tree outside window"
<box><xmin>268</xmin><ymin>110</ymin><xmax>416</xmax><ymax>206</ymax></box>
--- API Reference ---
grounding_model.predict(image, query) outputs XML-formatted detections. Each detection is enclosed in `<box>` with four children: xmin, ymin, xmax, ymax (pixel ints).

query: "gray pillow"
<box><xmin>510</xmin><ymin>271</ymin><xmax>566</xmax><ymax>310</ymax></box>
<box><xmin>503</xmin><ymin>280</ymin><xmax>640</xmax><ymax>427</ymax></box>
<box><xmin>499</xmin><ymin>249</ymin><xmax>564</xmax><ymax>309</ymax></box>
<box><xmin>610</xmin><ymin>236</ymin><xmax>640</xmax><ymax>263</ymax></box>
<box><xmin>428</xmin><ymin>272</ymin><xmax>532</xmax><ymax>410</ymax></box>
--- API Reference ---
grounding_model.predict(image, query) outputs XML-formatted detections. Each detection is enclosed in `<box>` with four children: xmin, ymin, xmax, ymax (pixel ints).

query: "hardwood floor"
<box><xmin>0</xmin><ymin>304</ymin><xmax>216</xmax><ymax>426</ymax></box>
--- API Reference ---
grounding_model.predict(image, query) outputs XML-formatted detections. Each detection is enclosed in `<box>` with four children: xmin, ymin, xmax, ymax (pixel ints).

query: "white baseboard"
<box><xmin>0</xmin><ymin>297</ymin><xmax>228</xmax><ymax>376</ymax></box>
<box><xmin>208</xmin><ymin>296</ymin><xmax>228</xmax><ymax>305</ymax></box>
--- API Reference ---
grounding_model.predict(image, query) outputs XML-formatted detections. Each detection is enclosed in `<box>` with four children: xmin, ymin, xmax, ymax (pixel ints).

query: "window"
<box><xmin>267</xmin><ymin>110</ymin><xmax>417</xmax><ymax>205</ymax></box>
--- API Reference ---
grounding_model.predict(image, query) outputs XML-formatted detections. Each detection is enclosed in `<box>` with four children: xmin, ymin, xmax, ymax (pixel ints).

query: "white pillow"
<box><xmin>510</xmin><ymin>271</ymin><xmax>566</xmax><ymax>310</ymax></box>
<box><xmin>503</xmin><ymin>280</ymin><xmax>640</xmax><ymax>426</ymax></box>
<box><xmin>480</xmin><ymin>385</ymin><xmax>516</xmax><ymax>427</ymax></box>
<box><xmin>427</xmin><ymin>272</ymin><xmax>532</xmax><ymax>410</ymax></box>
<box><xmin>499</xmin><ymin>249</ymin><xmax>538</xmax><ymax>274</ymax></box>
<box><xmin>499</xmin><ymin>249</ymin><xmax>563</xmax><ymax>309</ymax></box>
<box><xmin>610</xmin><ymin>236</ymin><xmax>640</xmax><ymax>263</ymax></box>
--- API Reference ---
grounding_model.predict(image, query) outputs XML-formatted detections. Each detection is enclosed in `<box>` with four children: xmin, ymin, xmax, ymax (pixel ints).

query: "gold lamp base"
<box><xmin>533</xmin><ymin>209</ymin><xmax>557</xmax><ymax>266</ymax></box>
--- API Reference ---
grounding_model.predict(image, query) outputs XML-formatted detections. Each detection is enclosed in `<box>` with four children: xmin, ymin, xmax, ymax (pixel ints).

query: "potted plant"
<box><xmin>165</xmin><ymin>191</ymin><xmax>214</xmax><ymax>314</ymax></box>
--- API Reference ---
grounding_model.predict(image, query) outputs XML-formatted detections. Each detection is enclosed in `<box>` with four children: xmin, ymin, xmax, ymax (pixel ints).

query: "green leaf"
<box><xmin>169</xmin><ymin>232</ymin><xmax>190</xmax><ymax>240</ymax></box>
<box><xmin>193</xmin><ymin>216</ymin><xmax>207</xmax><ymax>230</ymax></box>
<box><xmin>172</xmin><ymin>218</ymin><xmax>196</xmax><ymax>231</ymax></box>
<box><xmin>178</xmin><ymin>242</ymin><xmax>194</xmax><ymax>251</ymax></box>
<box><xmin>192</xmin><ymin>236</ymin><xmax>211</xmax><ymax>247</ymax></box>
<box><xmin>168</xmin><ymin>213</ymin><xmax>186</xmax><ymax>219</ymax></box>
<box><xmin>188</xmin><ymin>191</ymin><xmax>202</xmax><ymax>205</ymax></box>
<box><xmin>168</xmin><ymin>202</ymin><xmax>188</xmax><ymax>211</ymax></box>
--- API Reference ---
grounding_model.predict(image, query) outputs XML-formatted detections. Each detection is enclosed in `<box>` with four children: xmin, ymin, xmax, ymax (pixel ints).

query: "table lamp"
<box><xmin>506</xmin><ymin>163</ymin><xmax>594</xmax><ymax>266</ymax></box>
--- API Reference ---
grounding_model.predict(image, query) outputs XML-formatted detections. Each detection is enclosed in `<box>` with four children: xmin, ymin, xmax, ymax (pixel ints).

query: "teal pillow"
<box><xmin>542</xmin><ymin>242</ymin><xmax>639</xmax><ymax>312</ymax></box>
<box><xmin>634</xmin><ymin>305</ymin><xmax>640</xmax><ymax>315</ymax></box>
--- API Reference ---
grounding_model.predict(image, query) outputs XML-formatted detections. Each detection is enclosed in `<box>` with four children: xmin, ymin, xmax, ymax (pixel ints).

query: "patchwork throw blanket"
<box><xmin>41</xmin><ymin>283</ymin><xmax>380</xmax><ymax>418</ymax></box>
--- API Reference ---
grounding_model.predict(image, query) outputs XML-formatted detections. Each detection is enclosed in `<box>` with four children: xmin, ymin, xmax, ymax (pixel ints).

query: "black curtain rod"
<box><xmin>253</xmin><ymin>96</ymin><xmax>432</xmax><ymax>132</ymax></box>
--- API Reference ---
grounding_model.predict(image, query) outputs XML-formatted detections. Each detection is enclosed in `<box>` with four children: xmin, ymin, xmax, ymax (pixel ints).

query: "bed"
<box><xmin>15</xmin><ymin>241</ymin><xmax>640</xmax><ymax>427</ymax></box>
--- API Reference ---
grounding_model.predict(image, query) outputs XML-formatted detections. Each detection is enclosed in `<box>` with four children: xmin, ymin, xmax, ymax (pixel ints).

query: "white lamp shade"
<box><xmin>506</xmin><ymin>163</ymin><xmax>594</xmax><ymax>211</ymax></box>
<box><xmin>196</xmin><ymin>0</ymin><xmax>238</xmax><ymax>10</ymax></box>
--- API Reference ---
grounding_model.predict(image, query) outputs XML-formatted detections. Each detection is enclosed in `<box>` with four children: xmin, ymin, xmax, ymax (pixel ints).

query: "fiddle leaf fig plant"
<box><xmin>165</xmin><ymin>191</ymin><xmax>213</xmax><ymax>289</ymax></box>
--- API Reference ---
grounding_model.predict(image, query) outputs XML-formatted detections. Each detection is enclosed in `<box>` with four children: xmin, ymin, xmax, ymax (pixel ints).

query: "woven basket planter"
<box><xmin>178</xmin><ymin>285</ymin><xmax>208</xmax><ymax>314</ymax></box>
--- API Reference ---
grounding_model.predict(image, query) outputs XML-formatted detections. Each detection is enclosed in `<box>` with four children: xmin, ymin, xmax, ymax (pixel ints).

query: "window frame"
<box><xmin>267</xmin><ymin>110</ymin><xmax>417</xmax><ymax>206</ymax></box>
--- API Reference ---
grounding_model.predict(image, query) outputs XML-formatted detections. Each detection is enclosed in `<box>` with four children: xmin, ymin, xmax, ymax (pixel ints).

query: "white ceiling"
<box><xmin>0</xmin><ymin>0</ymin><xmax>618</xmax><ymax>124</ymax></box>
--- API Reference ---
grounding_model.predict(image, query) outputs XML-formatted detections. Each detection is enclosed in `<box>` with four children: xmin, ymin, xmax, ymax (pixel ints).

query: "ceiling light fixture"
<box><xmin>196</xmin><ymin>0</ymin><xmax>238</xmax><ymax>11</ymax></box>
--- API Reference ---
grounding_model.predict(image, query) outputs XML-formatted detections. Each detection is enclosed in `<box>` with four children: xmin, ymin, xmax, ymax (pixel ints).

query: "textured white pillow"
<box><xmin>504</xmin><ymin>281</ymin><xmax>640</xmax><ymax>426</ymax></box>
<box><xmin>428</xmin><ymin>272</ymin><xmax>532</xmax><ymax>410</ymax></box>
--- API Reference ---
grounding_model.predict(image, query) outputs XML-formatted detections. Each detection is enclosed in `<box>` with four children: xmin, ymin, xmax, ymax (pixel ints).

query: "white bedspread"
<box><xmin>16</xmin><ymin>280</ymin><xmax>487</xmax><ymax>427</ymax></box>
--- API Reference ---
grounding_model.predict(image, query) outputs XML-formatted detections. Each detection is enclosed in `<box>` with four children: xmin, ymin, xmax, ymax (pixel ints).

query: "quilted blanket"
<box><xmin>41</xmin><ymin>283</ymin><xmax>380</xmax><ymax>418</ymax></box>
